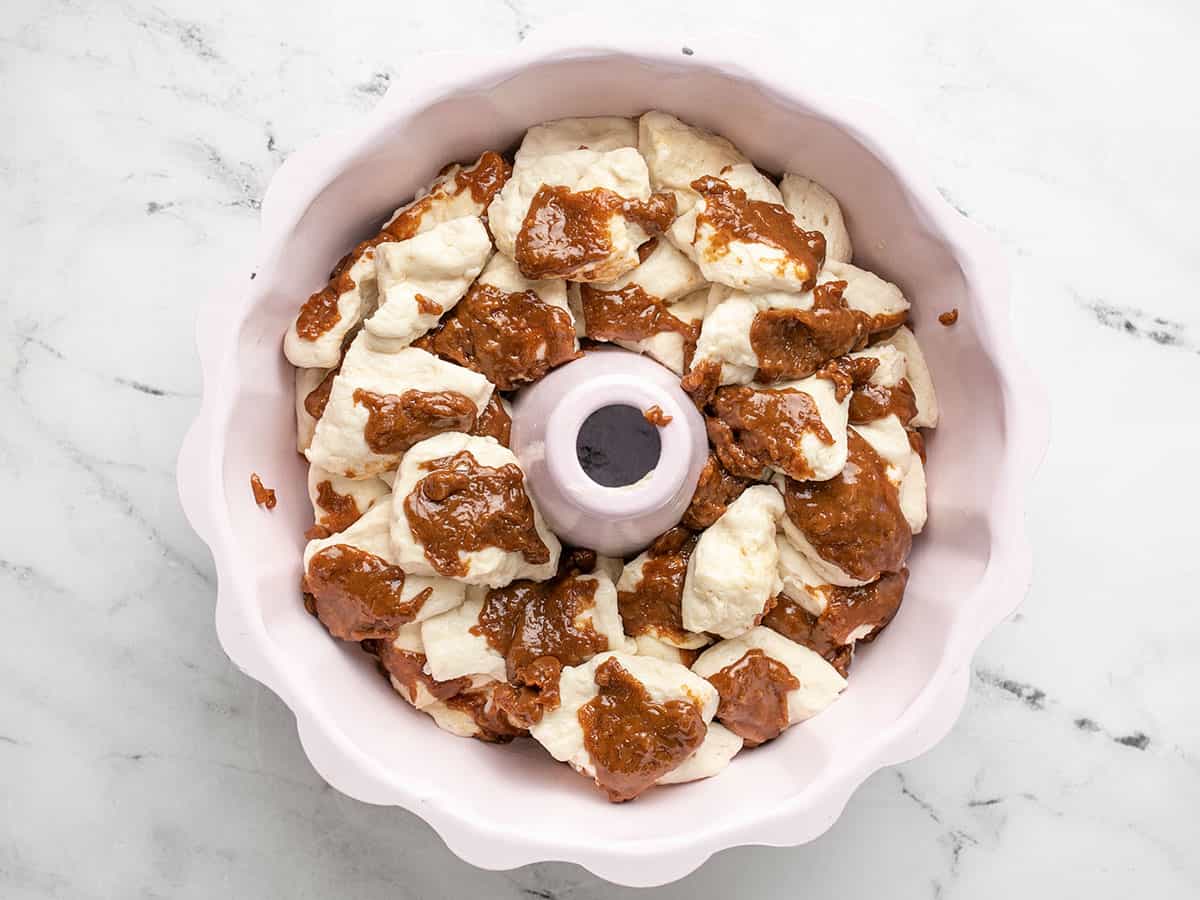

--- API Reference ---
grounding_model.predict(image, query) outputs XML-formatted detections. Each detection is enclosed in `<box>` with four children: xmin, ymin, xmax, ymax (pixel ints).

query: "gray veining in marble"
<box><xmin>2</xmin><ymin>0</ymin><xmax>1198</xmax><ymax>897</ymax></box>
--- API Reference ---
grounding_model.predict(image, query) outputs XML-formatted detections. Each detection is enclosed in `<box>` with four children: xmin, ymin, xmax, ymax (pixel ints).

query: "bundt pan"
<box><xmin>177</xmin><ymin>18</ymin><xmax>1049</xmax><ymax>886</ymax></box>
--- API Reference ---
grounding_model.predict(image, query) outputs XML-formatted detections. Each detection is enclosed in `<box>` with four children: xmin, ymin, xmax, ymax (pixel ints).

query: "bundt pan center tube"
<box><xmin>511</xmin><ymin>347</ymin><xmax>708</xmax><ymax>556</ymax></box>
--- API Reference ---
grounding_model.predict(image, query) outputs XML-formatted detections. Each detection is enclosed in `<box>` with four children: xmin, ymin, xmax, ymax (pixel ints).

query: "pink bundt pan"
<box><xmin>177</xmin><ymin>20</ymin><xmax>1049</xmax><ymax>886</ymax></box>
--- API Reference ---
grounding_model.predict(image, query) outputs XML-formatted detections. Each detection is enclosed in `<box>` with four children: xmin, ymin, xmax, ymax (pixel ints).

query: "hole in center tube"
<box><xmin>576</xmin><ymin>404</ymin><xmax>662</xmax><ymax>488</ymax></box>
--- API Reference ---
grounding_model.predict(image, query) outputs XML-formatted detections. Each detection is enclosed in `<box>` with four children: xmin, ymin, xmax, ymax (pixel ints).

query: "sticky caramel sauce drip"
<box><xmin>353</xmin><ymin>388</ymin><xmax>478</xmax><ymax>455</ymax></box>
<box><xmin>706</xmin><ymin>648</ymin><xmax>800</xmax><ymax>747</ymax></box>
<box><xmin>690</xmin><ymin>175</ymin><xmax>825</xmax><ymax>290</ymax></box>
<box><xmin>514</xmin><ymin>185</ymin><xmax>676</xmax><ymax>280</ymax></box>
<box><xmin>578</xmin><ymin>658</ymin><xmax>707</xmax><ymax>802</ymax></box>
<box><xmin>403</xmin><ymin>451</ymin><xmax>550</xmax><ymax>578</ymax></box>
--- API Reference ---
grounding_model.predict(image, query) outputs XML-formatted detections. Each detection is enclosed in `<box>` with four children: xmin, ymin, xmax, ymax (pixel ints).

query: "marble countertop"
<box><xmin>3</xmin><ymin>0</ymin><xmax>1197</xmax><ymax>896</ymax></box>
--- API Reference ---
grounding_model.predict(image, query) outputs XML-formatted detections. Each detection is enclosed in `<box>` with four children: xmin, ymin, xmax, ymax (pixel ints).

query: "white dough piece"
<box><xmin>780</xmin><ymin>514</ymin><xmax>871</xmax><ymax>589</ymax></box>
<box><xmin>638</xmin><ymin>110</ymin><xmax>748</xmax><ymax>198</ymax></box>
<box><xmin>574</xmin><ymin>572</ymin><xmax>638</xmax><ymax>656</ymax></box>
<box><xmin>823</xmin><ymin>260</ymin><xmax>910</xmax><ymax>327</ymax></box>
<box><xmin>529</xmin><ymin>651</ymin><xmax>719</xmax><ymax>788</ymax></box>
<box><xmin>633</xmin><ymin>634</ymin><xmax>706</xmax><ymax>665</ymax></box>
<box><xmin>656</xmin><ymin>722</ymin><xmax>743</xmax><ymax>785</ymax></box>
<box><xmin>852</xmin><ymin>418</ymin><xmax>913</xmax><ymax>485</ymax></box>
<box><xmin>421</xmin><ymin>687</ymin><xmax>514</xmax><ymax>739</ymax></box>
<box><xmin>515</xmin><ymin>116</ymin><xmax>637</xmax><ymax>164</ymax></box>
<box><xmin>306</xmin><ymin>463</ymin><xmax>391</xmax><ymax>534</ymax></box>
<box><xmin>618</xmin><ymin>553</ymin><xmax>711</xmax><ymax>650</ymax></box>
<box><xmin>689</xmin><ymin>289</ymin><xmax>760</xmax><ymax>385</ymax></box>
<box><xmin>669</xmin><ymin>163</ymin><xmax>782</xmax><ymax>271</ymax></box>
<box><xmin>776</xmin><ymin>534</ymin><xmax>833</xmax><ymax>617</ymax></box>
<box><xmin>385</xmin><ymin>623</ymin><xmax>439</xmax><ymax>708</ymax></box>
<box><xmin>566</xmin><ymin>283</ymin><xmax>588</xmax><ymax>338</ymax></box>
<box><xmin>306</xmin><ymin>334</ymin><xmax>494</xmax><ymax>478</ymax></box>
<box><xmin>389</xmin><ymin>431</ymin><xmax>561</xmax><ymax>587</ymax></box>
<box><xmin>689</xmin><ymin>273</ymin><xmax>842</xmax><ymax>386</ymax></box>
<box><xmin>583</xmin><ymin>239</ymin><xmax>708</xmax><ymax>373</ymax></box>
<box><xmin>420</xmin><ymin>592</ymin><xmax>508</xmax><ymax>684</ymax></box>
<box><xmin>849</xmin><ymin>344</ymin><xmax>908</xmax><ymax>387</ymax></box>
<box><xmin>692</xmin><ymin>626</ymin><xmax>847</xmax><ymax>727</ymax></box>
<box><xmin>487</xmin><ymin>147</ymin><xmax>656</xmax><ymax>282</ymax></box>
<box><xmin>283</xmin><ymin>247</ymin><xmax>381</xmax><ymax>369</ymax></box>
<box><xmin>383</xmin><ymin>623</ymin><xmax>494</xmax><ymax>710</ymax></box>
<box><xmin>383</xmin><ymin>152</ymin><xmax>509</xmax><ymax>239</ymax></box>
<box><xmin>302</xmin><ymin>503</ymin><xmax>467</xmax><ymax>623</ymax></box>
<box><xmin>690</xmin><ymin>166</ymin><xmax>817</xmax><ymax>292</ymax></box>
<box><xmin>422</xmin><ymin>699</ymin><xmax>482</xmax><ymax>738</ymax></box>
<box><xmin>780</xmin><ymin>173</ymin><xmax>853</xmax><ymax>264</ymax></box>
<box><xmin>876</xmin><ymin>325</ymin><xmax>939</xmax><ymax>428</ymax></box>
<box><xmin>618</xmin><ymin>288</ymin><xmax>707</xmax><ymax>374</ymax></box>
<box><xmin>285</xmin><ymin>154</ymin><xmax>504</xmax><ymax>369</ymax></box>
<box><xmin>681</xmin><ymin>485</ymin><xmax>784</xmax><ymax>638</ymax></box>
<box><xmin>364</xmin><ymin>216</ymin><xmax>493</xmax><ymax>350</ymax></box>
<box><xmin>295</xmin><ymin>367</ymin><xmax>327</xmax><ymax>452</ymax></box>
<box><xmin>752</xmin><ymin>373</ymin><xmax>850</xmax><ymax>482</ymax></box>
<box><xmin>422</xmin><ymin>571</ymin><xmax>632</xmax><ymax>685</ymax></box>
<box><xmin>595</xmin><ymin>236</ymin><xmax>707</xmax><ymax>302</ymax></box>
<box><xmin>778</xmin><ymin>421</ymin><xmax>912</xmax><ymax>589</ymax></box>
<box><xmin>899</xmin><ymin>450</ymin><xmax>928</xmax><ymax>534</ymax></box>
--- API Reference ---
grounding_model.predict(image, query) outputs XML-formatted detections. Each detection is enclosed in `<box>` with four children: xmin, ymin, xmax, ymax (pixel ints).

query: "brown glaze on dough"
<box><xmin>815</xmin><ymin>355</ymin><xmax>880</xmax><ymax>403</ymax></box>
<box><xmin>636</xmin><ymin>237</ymin><xmax>659</xmax><ymax>263</ymax></box>
<box><xmin>908</xmin><ymin>429</ymin><xmax>927</xmax><ymax>464</ymax></box>
<box><xmin>471</xmin><ymin>581</ymin><xmax>535</xmax><ymax>656</ymax></box>
<box><xmin>296</xmin><ymin>281</ymin><xmax>345</xmax><ymax>342</ymax></box>
<box><xmin>706</xmin><ymin>648</ymin><xmax>800</xmax><ymax>747</ymax></box>
<box><xmin>473</xmin><ymin>573</ymin><xmax>611</xmax><ymax>727</ymax></box>
<box><xmin>707</xmin><ymin>385</ymin><xmax>833</xmax><ymax>481</ymax></box>
<box><xmin>580</xmin><ymin>283</ymin><xmax>699</xmax><ymax>365</ymax></box>
<box><xmin>250</xmin><ymin>473</ymin><xmax>276</xmax><ymax>509</ymax></box>
<box><xmin>295</xmin><ymin>249</ymin><xmax>364</xmax><ymax>341</ymax></box>
<box><xmin>403</xmin><ymin>450</ymin><xmax>550</xmax><ymax>578</ymax></box>
<box><xmin>295</xmin><ymin>237</ymin><xmax>395</xmax><ymax>341</ymax></box>
<box><xmin>783</xmin><ymin>431</ymin><xmax>912</xmax><ymax>582</ymax></box>
<box><xmin>414</xmin><ymin>283</ymin><xmax>579</xmax><ymax>390</ymax></box>
<box><xmin>578</xmin><ymin>658</ymin><xmax>707</xmax><ymax>802</ymax></box>
<box><xmin>763</xmin><ymin>571</ymin><xmax>907</xmax><ymax>676</ymax></box>
<box><xmin>444</xmin><ymin>687</ymin><xmax>527</xmax><ymax>743</ymax></box>
<box><xmin>385</xmin><ymin>151</ymin><xmax>512</xmax><ymax>241</ymax></box>
<box><xmin>470</xmin><ymin>394</ymin><xmax>512</xmax><ymax>447</ymax></box>
<box><xmin>353</xmin><ymin>388</ymin><xmax>478</xmax><ymax>455</ymax></box>
<box><xmin>849</xmin><ymin>378</ymin><xmax>918</xmax><ymax>425</ymax></box>
<box><xmin>681</xmin><ymin>452</ymin><xmax>749</xmax><ymax>530</ymax></box>
<box><xmin>493</xmin><ymin>656</ymin><xmax>563</xmax><ymax>730</ymax></box>
<box><xmin>505</xmin><ymin>577</ymin><xmax>609</xmax><ymax>678</ymax></box>
<box><xmin>370</xmin><ymin>641</ymin><xmax>469</xmax><ymax>705</ymax></box>
<box><xmin>749</xmin><ymin>281</ymin><xmax>870</xmax><ymax>382</ymax></box>
<box><xmin>514</xmin><ymin>185</ymin><xmax>676</xmax><ymax>281</ymax></box>
<box><xmin>690</xmin><ymin>176</ymin><xmax>825</xmax><ymax>290</ymax></box>
<box><xmin>293</xmin><ymin>153</ymin><xmax>511</xmax><ymax>342</ymax></box>
<box><xmin>304</xmin><ymin>367</ymin><xmax>338</xmax><ymax>419</ymax></box>
<box><xmin>313</xmin><ymin>480</ymin><xmax>361</xmax><ymax>533</ymax></box>
<box><xmin>454</xmin><ymin>151</ymin><xmax>513</xmax><ymax>205</ymax></box>
<box><xmin>618</xmin><ymin>529</ymin><xmax>697</xmax><ymax>645</ymax></box>
<box><xmin>679</xmin><ymin>359</ymin><xmax>723</xmax><ymax>408</ymax></box>
<box><xmin>304</xmin><ymin>544</ymin><xmax>429</xmax><ymax>640</ymax></box>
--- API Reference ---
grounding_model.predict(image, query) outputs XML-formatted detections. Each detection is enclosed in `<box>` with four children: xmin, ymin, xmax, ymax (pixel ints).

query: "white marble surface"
<box><xmin>3</xmin><ymin>0</ymin><xmax>1199</xmax><ymax>896</ymax></box>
